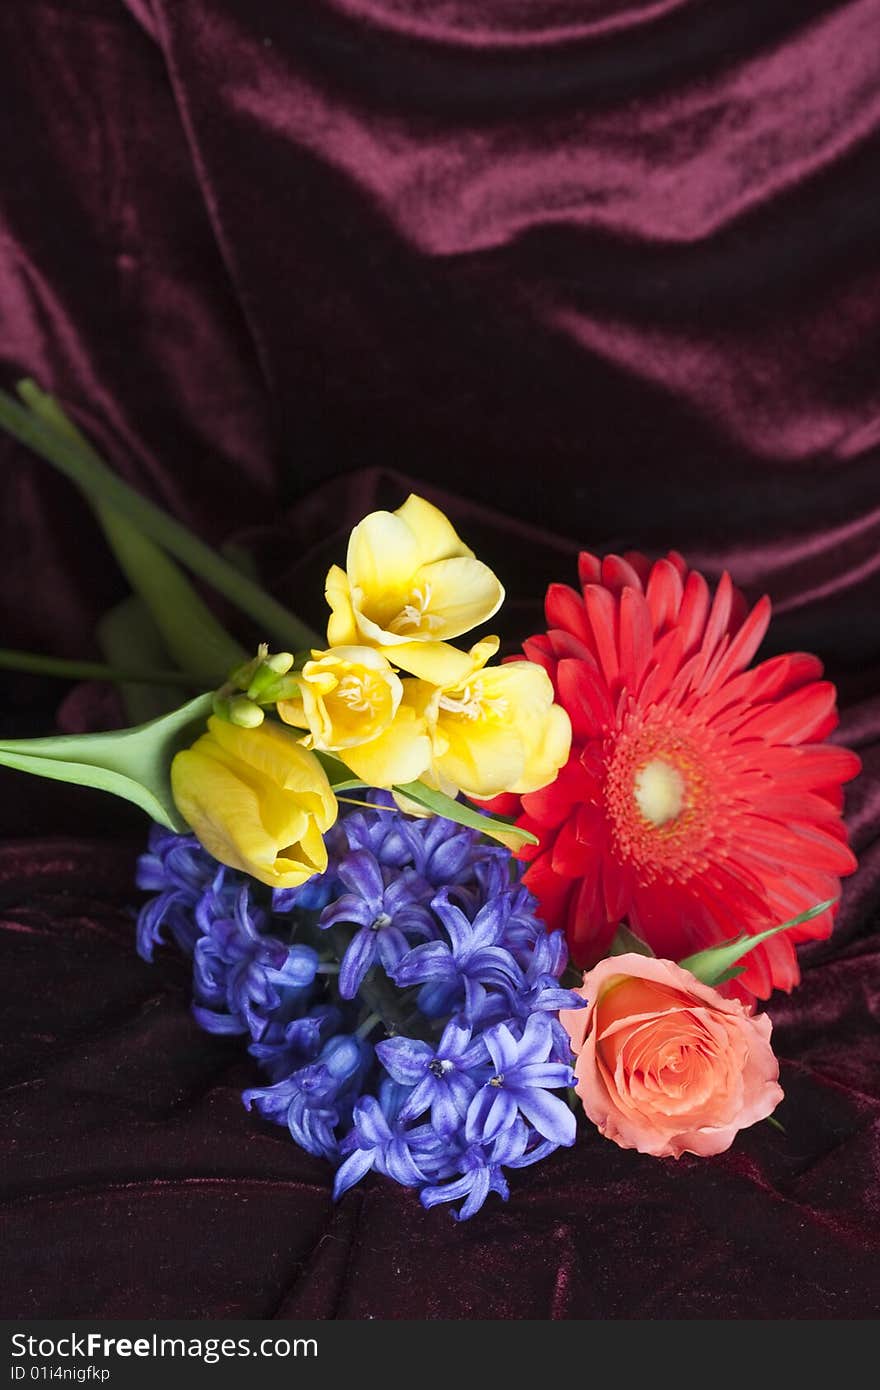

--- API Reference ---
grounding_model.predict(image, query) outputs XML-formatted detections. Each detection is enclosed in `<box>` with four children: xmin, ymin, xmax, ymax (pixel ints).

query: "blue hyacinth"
<box><xmin>136</xmin><ymin>790</ymin><xmax>584</xmax><ymax>1220</ymax></box>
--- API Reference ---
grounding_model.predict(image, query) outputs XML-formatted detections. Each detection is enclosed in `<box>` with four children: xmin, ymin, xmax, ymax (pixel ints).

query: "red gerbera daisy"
<box><xmin>503</xmin><ymin>550</ymin><xmax>860</xmax><ymax>1000</ymax></box>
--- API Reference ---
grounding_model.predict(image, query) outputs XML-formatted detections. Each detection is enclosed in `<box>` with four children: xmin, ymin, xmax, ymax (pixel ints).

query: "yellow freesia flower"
<box><xmin>325</xmin><ymin>494</ymin><xmax>504</xmax><ymax>678</ymax></box>
<box><xmin>171</xmin><ymin>715</ymin><xmax>337</xmax><ymax>890</ymax></box>
<box><xmin>276</xmin><ymin>645</ymin><xmax>433</xmax><ymax>787</ymax></box>
<box><xmin>277</xmin><ymin>646</ymin><xmax>402</xmax><ymax>751</ymax></box>
<box><xmin>411</xmin><ymin>638</ymin><xmax>572</xmax><ymax>801</ymax></box>
<box><xmin>339</xmin><ymin>698</ymin><xmax>433</xmax><ymax>788</ymax></box>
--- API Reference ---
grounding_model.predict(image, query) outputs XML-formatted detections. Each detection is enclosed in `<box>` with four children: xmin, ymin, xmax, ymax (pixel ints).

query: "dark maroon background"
<box><xmin>1</xmin><ymin>0</ymin><xmax>879</xmax><ymax>1318</ymax></box>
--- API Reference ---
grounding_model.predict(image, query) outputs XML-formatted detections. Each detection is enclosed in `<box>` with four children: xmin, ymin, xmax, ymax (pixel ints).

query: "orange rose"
<box><xmin>560</xmin><ymin>954</ymin><xmax>783</xmax><ymax>1158</ymax></box>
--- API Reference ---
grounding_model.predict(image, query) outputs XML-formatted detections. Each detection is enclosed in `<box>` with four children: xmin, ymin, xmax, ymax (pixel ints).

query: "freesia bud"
<box><xmin>228</xmin><ymin>695</ymin><xmax>265</xmax><ymax>728</ymax></box>
<box><xmin>265</xmin><ymin>651</ymin><xmax>295</xmax><ymax>675</ymax></box>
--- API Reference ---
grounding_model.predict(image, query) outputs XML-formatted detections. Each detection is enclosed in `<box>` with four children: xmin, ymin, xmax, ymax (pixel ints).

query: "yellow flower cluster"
<box><xmin>280</xmin><ymin>495</ymin><xmax>570</xmax><ymax>800</ymax></box>
<box><xmin>171</xmin><ymin>495</ymin><xmax>571</xmax><ymax>888</ymax></box>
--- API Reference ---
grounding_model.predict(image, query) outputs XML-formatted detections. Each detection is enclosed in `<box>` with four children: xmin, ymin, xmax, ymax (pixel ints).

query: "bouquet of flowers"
<box><xmin>0</xmin><ymin>381</ymin><xmax>860</xmax><ymax>1218</ymax></box>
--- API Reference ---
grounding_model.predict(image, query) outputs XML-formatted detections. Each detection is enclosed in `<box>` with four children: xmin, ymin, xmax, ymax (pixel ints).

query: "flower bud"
<box><xmin>171</xmin><ymin>715</ymin><xmax>337</xmax><ymax>889</ymax></box>
<box><xmin>228</xmin><ymin>695</ymin><xmax>265</xmax><ymax>728</ymax></box>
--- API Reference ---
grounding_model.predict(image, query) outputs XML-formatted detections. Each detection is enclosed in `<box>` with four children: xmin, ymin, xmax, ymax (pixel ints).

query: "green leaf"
<box><xmin>13</xmin><ymin>382</ymin><xmax>246</xmax><ymax>681</ymax></box>
<box><xmin>609</xmin><ymin>924</ymin><xmax>656</xmax><ymax>958</ymax></box>
<box><xmin>0</xmin><ymin>693</ymin><xmax>212</xmax><ymax>831</ymax></box>
<box><xmin>310</xmin><ymin>750</ymin><xmax>367</xmax><ymax>793</ymax></box>
<box><xmin>95</xmin><ymin>504</ymin><xmax>246</xmax><ymax>680</ymax></box>
<box><xmin>678</xmin><ymin>899</ymin><xmax>836</xmax><ymax>987</ymax></box>
<box><xmin>0</xmin><ymin>645</ymin><xmax>194</xmax><ymax>690</ymax></box>
<box><xmin>0</xmin><ymin>382</ymin><xmax>321</xmax><ymax>651</ymax></box>
<box><xmin>97</xmin><ymin>596</ymin><xmax>184</xmax><ymax>723</ymax></box>
<box><xmin>392</xmin><ymin>780</ymin><xmax>539</xmax><ymax>845</ymax></box>
<box><xmin>560</xmin><ymin>962</ymin><xmax>585</xmax><ymax>991</ymax></box>
<box><xmin>220</xmin><ymin>540</ymin><xmax>262</xmax><ymax>583</ymax></box>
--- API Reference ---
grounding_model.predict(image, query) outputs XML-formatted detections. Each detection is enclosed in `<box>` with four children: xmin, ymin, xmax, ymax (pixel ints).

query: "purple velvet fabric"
<box><xmin>1</xmin><ymin>0</ymin><xmax>879</xmax><ymax>1318</ymax></box>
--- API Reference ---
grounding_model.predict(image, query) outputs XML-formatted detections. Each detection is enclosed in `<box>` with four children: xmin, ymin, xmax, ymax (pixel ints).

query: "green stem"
<box><xmin>0</xmin><ymin>648</ymin><xmax>199</xmax><ymax>688</ymax></box>
<box><xmin>0</xmin><ymin>383</ymin><xmax>322</xmax><ymax>651</ymax></box>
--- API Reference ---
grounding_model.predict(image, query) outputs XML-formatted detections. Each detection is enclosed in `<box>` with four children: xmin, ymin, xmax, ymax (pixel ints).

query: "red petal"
<box><xmin>551</xmin><ymin>813</ymin><xmax>602</xmax><ymax>878</ymax></box>
<box><xmin>480</xmin><ymin>792</ymin><xmax>520</xmax><ymax>817</ymax></box>
<box><xmin>639</xmin><ymin>628</ymin><xmax>686</xmax><ymax>706</ymax></box>
<box><xmin>556</xmin><ymin>657</ymin><xmax>615</xmax><ymax>739</ymax></box>
<box><xmin>757</xmin><ymin>933</ymin><xmax>801</xmax><ymax>992</ymax></box>
<box><xmin>728</xmin><ymin>582</ymin><xmax>748</xmax><ymax>634</ymax></box>
<box><xmin>763</xmin><ymin>881</ymin><xmax>838</xmax><ymax>943</ymax></box>
<box><xmin>618</xmin><ymin>586</ymin><xmax>653</xmax><ymax>688</ymax></box>
<box><xmin>623</xmin><ymin>550</ymin><xmax>652</xmax><ymax>586</ymax></box>
<box><xmin>645</xmin><ymin>557</ymin><xmax>685</xmax><ymax>635</ymax></box>
<box><xmin>736</xmin><ymin>817</ymin><xmax>857</xmax><ymax>875</ymax></box>
<box><xmin>521</xmin><ymin>756</ymin><xmax>589</xmax><ymax>826</ymax></box>
<box><xmin>578</xmin><ymin>552</ymin><xmax>601</xmax><ymax>587</ymax></box>
<box><xmin>701</xmin><ymin>595</ymin><xmax>771</xmax><ymax>689</ymax></box>
<box><xmin>740</xmin><ymin>652</ymin><xmax>824</xmax><ymax>703</ymax></box>
<box><xmin>601</xmin><ymin>854</ymin><xmax>632</xmax><ymax>922</ymax></box>
<box><xmin>699</xmin><ymin>861</ymin><xmax>773</xmax><ymax>919</ymax></box>
<box><xmin>575</xmin><ymin>802</ymin><xmax>606</xmax><ymax>845</ymax></box>
<box><xmin>583</xmin><ymin>584</ymin><xmax>620</xmax><ymax>686</ymax></box>
<box><xmin>545</xmin><ymin>584</ymin><xmax>594</xmax><ymax>646</ymax></box>
<box><xmin>578</xmin><ymin>743</ymin><xmax>607</xmax><ymax>784</ymax></box>
<box><xmin>628</xmin><ymin>880</ymin><xmax>710</xmax><ymax>963</ymax></box>
<box><xmin>697</xmin><ymin>571</ymin><xmax>734</xmax><ymax>672</ymax></box>
<box><xmin>676</xmin><ymin>569</ymin><xmax>711</xmax><ymax>654</ymax></box>
<box><xmin>735</xmin><ymin>681</ymin><xmax>839</xmax><ymax>744</ymax></box>
<box><xmin>522</xmin><ymin>635</ymin><xmax>555</xmax><ymax>676</ymax></box>
<box><xmin>523</xmin><ymin>852</ymin><xmax>573</xmax><ymax>935</ymax></box>
<box><xmin>601</xmin><ymin>554</ymin><xmax>645</xmax><ymax>596</ymax></box>
<box><xmin>736</xmin><ymin>940</ymin><xmax>775</xmax><ymax>1000</ymax></box>
<box><xmin>545</xmin><ymin>628</ymin><xmax>597</xmax><ymax>663</ymax></box>
<box><xmin>666</xmin><ymin>551</ymin><xmax>689</xmax><ymax>580</ymax></box>
<box><xmin>756</xmin><ymin>743</ymin><xmax>860</xmax><ymax>792</ymax></box>
<box><xmin>567</xmin><ymin>874</ymin><xmax>612</xmax><ymax>965</ymax></box>
<box><xmin>754</xmin><ymin>792</ymin><xmax>844</xmax><ymax>824</ymax></box>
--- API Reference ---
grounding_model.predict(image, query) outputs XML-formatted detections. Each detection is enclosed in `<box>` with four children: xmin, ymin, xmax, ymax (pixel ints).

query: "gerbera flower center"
<box><xmin>603</xmin><ymin>714</ymin><xmax>717</xmax><ymax>882</ymax></box>
<box><xmin>633</xmin><ymin>758</ymin><xmax>686</xmax><ymax>828</ymax></box>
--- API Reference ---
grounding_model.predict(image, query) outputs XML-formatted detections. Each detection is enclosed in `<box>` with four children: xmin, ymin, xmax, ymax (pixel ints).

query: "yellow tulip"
<box><xmin>325</xmin><ymin>494</ymin><xmax>504</xmax><ymax>678</ymax></box>
<box><xmin>411</xmin><ymin>638</ymin><xmax>572</xmax><ymax>801</ymax></box>
<box><xmin>277</xmin><ymin>645</ymin><xmax>433</xmax><ymax>787</ymax></box>
<box><xmin>171</xmin><ymin>715</ymin><xmax>337</xmax><ymax>889</ymax></box>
